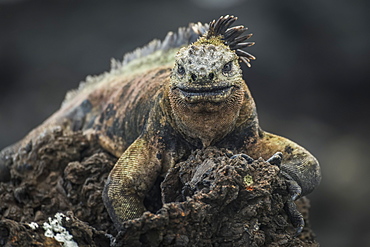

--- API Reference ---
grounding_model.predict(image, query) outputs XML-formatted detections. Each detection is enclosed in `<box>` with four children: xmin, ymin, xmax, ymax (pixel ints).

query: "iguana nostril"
<box><xmin>191</xmin><ymin>73</ymin><xmax>197</xmax><ymax>81</ymax></box>
<box><xmin>208</xmin><ymin>73</ymin><xmax>214</xmax><ymax>80</ymax></box>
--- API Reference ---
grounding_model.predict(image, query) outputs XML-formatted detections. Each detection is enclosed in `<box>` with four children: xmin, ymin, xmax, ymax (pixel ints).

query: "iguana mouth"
<box><xmin>179</xmin><ymin>85</ymin><xmax>232</xmax><ymax>96</ymax></box>
<box><xmin>174</xmin><ymin>85</ymin><xmax>234</xmax><ymax>103</ymax></box>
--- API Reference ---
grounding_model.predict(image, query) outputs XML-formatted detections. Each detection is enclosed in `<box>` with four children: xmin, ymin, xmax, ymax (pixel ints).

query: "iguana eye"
<box><xmin>222</xmin><ymin>61</ymin><xmax>232</xmax><ymax>74</ymax></box>
<box><xmin>177</xmin><ymin>65</ymin><xmax>185</xmax><ymax>75</ymax></box>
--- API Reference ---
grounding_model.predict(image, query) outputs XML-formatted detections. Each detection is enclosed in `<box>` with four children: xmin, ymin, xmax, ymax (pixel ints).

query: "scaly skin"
<box><xmin>0</xmin><ymin>16</ymin><xmax>321</xmax><ymax>232</ymax></box>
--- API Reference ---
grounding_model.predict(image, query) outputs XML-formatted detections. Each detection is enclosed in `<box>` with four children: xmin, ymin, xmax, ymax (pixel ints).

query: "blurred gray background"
<box><xmin>1</xmin><ymin>0</ymin><xmax>369</xmax><ymax>245</ymax></box>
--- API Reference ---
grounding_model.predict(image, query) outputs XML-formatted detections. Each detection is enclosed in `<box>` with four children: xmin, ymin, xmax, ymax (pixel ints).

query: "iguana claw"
<box><xmin>229</xmin><ymin>153</ymin><xmax>254</xmax><ymax>163</ymax></box>
<box><xmin>285</xmin><ymin>199</ymin><xmax>304</xmax><ymax>235</ymax></box>
<box><xmin>266</xmin><ymin>152</ymin><xmax>283</xmax><ymax>167</ymax></box>
<box><xmin>267</xmin><ymin>152</ymin><xmax>304</xmax><ymax>234</ymax></box>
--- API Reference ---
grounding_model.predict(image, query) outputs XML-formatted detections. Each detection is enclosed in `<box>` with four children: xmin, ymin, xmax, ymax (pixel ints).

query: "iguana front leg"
<box><xmin>243</xmin><ymin>132</ymin><xmax>321</xmax><ymax>233</ymax></box>
<box><xmin>251</xmin><ymin>132</ymin><xmax>321</xmax><ymax>198</ymax></box>
<box><xmin>102</xmin><ymin>137</ymin><xmax>162</xmax><ymax>229</ymax></box>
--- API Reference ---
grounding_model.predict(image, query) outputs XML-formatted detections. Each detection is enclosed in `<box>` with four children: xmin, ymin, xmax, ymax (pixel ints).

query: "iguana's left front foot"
<box><xmin>229</xmin><ymin>152</ymin><xmax>304</xmax><ymax>235</ymax></box>
<box><xmin>267</xmin><ymin>152</ymin><xmax>304</xmax><ymax>235</ymax></box>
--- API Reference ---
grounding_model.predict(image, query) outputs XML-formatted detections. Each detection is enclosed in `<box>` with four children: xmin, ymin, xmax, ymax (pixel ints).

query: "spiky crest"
<box><xmin>204</xmin><ymin>15</ymin><xmax>256</xmax><ymax>67</ymax></box>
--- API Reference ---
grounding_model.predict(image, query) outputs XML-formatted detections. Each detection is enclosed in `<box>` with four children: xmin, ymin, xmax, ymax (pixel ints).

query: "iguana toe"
<box><xmin>229</xmin><ymin>153</ymin><xmax>254</xmax><ymax>163</ymax></box>
<box><xmin>285</xmin><ymin>199</ymin><xmax>305</xmax><ymax>235</ymax></box>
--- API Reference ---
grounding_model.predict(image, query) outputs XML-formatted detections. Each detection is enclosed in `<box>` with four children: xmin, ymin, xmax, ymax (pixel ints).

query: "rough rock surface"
<box><xmin>0</xmin><ymin>129</ymin><xmax>318</xmax><ymax>246</ymax></box>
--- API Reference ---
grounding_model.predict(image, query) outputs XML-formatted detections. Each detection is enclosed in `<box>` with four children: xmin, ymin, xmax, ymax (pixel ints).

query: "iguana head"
<box><xmin>168</xmin><ymin>15</ymin><xmax>256</xmax><ymax>146</ymax></box>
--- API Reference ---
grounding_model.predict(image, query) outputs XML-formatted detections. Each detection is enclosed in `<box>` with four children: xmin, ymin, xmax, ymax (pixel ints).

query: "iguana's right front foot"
<box><xmin>103</xmin><ymin>177</ymin><xmax>146</xmax><ymax>229</ymax></box>
<box><xmin>102</xmin><ymin>137</ymin><xmax>162</xmax><ymax>230</ymax></box>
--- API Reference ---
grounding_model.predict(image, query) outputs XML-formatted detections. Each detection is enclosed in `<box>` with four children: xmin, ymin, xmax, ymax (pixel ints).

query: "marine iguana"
<box><xmin>0</xmin><ymin>15</ymin><xmax>321</xmax><ymax>234</ymax></box>
<box><xmin>101</xmin><ymin>15</ymin><xmax>321</xmax><ymax>234</ymax></box>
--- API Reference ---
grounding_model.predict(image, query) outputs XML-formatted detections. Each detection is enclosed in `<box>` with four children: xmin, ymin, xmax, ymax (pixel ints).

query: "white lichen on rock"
<box><xmin>42</xmin><ymin>213</ymin><xmax>78</xmax><ymax>247</ymax></box>
<box><xmin>27</xmin><ymin>222</ymin><xmax>39</xmax><ymax>230</ymax></box>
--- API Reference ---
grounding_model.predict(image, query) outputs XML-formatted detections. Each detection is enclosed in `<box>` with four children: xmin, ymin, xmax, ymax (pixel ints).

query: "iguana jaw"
<box><xmin>172</xmin><ymin>84</ymin><xmax>237</xmax><ymax>104</ymax></box>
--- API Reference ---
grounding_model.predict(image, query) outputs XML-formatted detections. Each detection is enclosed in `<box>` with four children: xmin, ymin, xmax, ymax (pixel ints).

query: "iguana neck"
<box><xmin>235</xmin><ymin>83</ymin><xmax>259</xmax><ymax>129</ymax></box>
<box><xmin>166</xmin><ymin>82</ymin><xmax>258</xmax><ymax>148</ymax></box>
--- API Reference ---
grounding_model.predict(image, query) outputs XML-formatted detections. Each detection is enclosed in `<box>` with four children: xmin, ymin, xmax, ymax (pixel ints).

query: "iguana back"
<box><xmin>5</xmin><ymin>23</ymin><xmax>208</xmax><ymax>157</ymax></box>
